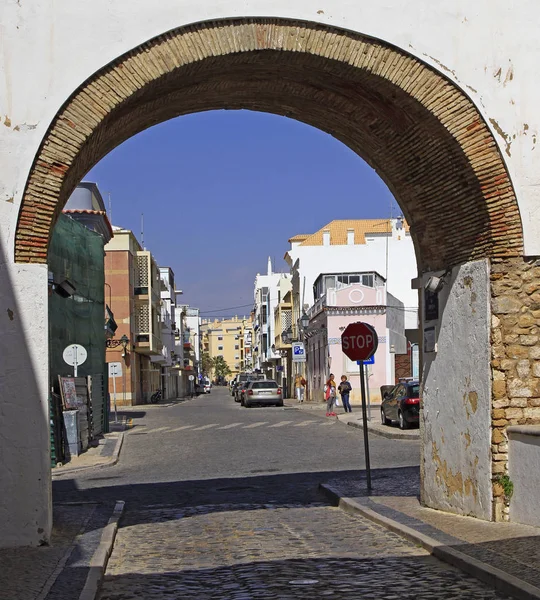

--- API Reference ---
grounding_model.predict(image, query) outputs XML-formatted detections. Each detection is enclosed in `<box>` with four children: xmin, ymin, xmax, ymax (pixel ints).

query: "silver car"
<box><xmin>242</xmin><ymin>380</ymin><xmax>283</xmax><ymax>408</ymax></box>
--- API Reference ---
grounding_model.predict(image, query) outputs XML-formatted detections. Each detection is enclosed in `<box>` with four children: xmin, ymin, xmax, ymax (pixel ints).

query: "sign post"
<box><xmin>108</xmin><ymin>362</ymin><xmax>123</xmax><ymax>424</ymax></box>
<box><xmin>342</xmin><ymin>322</ymin><xmax>378</xmax><ymax>491</ymax></box>
<box><xmin>63</xmin><ymin>344</ymin><xmax>87</xmax><ymax>378</ymax></box>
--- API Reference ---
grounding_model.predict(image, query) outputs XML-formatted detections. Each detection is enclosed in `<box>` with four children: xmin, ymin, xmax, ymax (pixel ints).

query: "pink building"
<box><xmin>305</xmin><ymin>272</ymin><xmax>407</xmax><ymax>404</ymax></box>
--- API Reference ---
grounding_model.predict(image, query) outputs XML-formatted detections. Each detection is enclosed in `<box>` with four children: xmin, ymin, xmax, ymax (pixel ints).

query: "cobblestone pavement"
<box><xmin>0</xmin><ymin>502</ymin><xmax>112</xmax><ymax>600</ymax></box>
<box><xmin>99</xmin><ymin>501</ymin><xmax>510</xmax><ymax>600</ymax></box>
<box><xmin>326</xmin><ymin>475</ymin><xmax>540</xmax><ymax>591</ymax></box>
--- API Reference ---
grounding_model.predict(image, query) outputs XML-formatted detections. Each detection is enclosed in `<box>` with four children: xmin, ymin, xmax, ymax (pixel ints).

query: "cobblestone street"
<box><xmin>49</xmin><ymin>388</ymin><xmax>508</xmax><ymax>600</ymax></box>
<box><xmin>99</xmin><ymin>501</ymin><xmax>509</xmax><ymax>599</ymax></box>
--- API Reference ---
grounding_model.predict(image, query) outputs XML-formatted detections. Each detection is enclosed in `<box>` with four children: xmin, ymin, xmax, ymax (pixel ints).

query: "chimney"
<box><xmin>267</xmin><ymin>256</ymin><xmax>272</xmax><ymax>276</ymax></box>
<box><xmin>322</xmin><ymin>230</ymin><xmax>330</xmax><ymax>246</ymax></box>
<box><xmin>347</xmin><ymin>229</ymin><xmax>355</xmax><ymax>245</ymax></box>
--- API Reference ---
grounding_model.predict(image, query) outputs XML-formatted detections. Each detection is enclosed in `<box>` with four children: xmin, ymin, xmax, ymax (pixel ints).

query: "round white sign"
<box><xmin>188</xmin><ymin>375</ymin><xmax>195</xmax><ymax>381</ymax></box>
<box><xmin>62</xmin><ymin>344</ymin><xmax>88</xmax><ymax>367</ymax></box>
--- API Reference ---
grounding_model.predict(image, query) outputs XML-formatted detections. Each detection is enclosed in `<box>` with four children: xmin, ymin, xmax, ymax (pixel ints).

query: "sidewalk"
<box><xmin>285</xmin><ymin>400</ymin><xmax>420</xmax><ymax>440</ymax></box>
<box><xmin>321</xmin><ymin>472</ymin><xmax>540</xmax><ymax>600</ymax></box>
<box><xmin>51</xmin><ymin>432</ymin><xmax>124</xmax><ymax>478</ymax></box>
<box><xmin>0</xmin><ymin>501</ymin><xmax>121</xmax><ymax>600</ymax></box>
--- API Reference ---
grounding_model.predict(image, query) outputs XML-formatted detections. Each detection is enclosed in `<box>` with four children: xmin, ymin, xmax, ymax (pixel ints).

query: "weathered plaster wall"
<box><xmin>0</xmin><ymin>0</ymin><xmax>537</xmax><ymax>546</ymax></box>
<box><xmin>508</xmin><ymin>427</ymin><xmax>540</xmax><ymax>527</ymax></box>
<box><xmin>0</xmin><ymin>260</ymin><xmax>51</xmax><ymax>546</ymax></box>
<box><xmin>421</xmin><ymin>259</ymin><xmax>492</xmax><ymax>520</ymax></box>
<box><xmin>1</xmin><ymin>0</ymin><xmax>539</xmax><ymax>252</ymax></box>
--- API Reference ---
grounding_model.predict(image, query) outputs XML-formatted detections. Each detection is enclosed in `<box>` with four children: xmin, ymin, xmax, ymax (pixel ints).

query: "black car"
<box><xmin>380</xmin><ymin>380</ymin><xmax>420</xmax><ymax>429</ymax></box>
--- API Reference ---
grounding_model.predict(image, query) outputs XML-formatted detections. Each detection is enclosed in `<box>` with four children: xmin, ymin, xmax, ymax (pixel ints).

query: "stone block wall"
<box><xmin>491</xmin><ymin>257</ymin><xmax>540</xmax><ymax>520</ymax></box>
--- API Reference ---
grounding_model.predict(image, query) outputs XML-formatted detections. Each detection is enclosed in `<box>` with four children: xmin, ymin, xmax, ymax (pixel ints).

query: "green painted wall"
<box><xmin>48</xmin><ymin>214</ymin><xmax>106</xmax><ymax>389</ymax></box>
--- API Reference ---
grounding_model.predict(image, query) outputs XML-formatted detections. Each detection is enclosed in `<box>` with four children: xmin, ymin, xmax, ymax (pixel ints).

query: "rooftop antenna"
<box><xmin>141</xmin><ymin>213</ymin><xmax>145</xmax><ymax>249</ymax></box>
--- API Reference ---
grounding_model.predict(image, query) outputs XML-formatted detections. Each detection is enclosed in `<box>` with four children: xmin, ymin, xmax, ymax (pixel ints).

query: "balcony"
<box><xmin>134</xmin><ymin>333</ymin><xmax>163</xmax><ymax>355</ymax></box>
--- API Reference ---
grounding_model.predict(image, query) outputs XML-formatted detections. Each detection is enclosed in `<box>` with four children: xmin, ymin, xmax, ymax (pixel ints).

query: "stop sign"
<box><xmin>341</xmin><ymin>322</ymin><xmax>378</xmax><ymax>361</ymax></box>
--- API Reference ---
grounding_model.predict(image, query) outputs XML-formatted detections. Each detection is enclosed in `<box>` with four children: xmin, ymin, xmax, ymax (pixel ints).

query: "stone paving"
<box><xmin>325</xmin><ymin>475</ymin><xmax>540</xmax><ymax>591</ymax></box>
<box><xmin>0</xmin><ymin>502</ymin><xmax>112</xmax><ymax>600</ymax></box>
<box><xmin>98</xmin><ymin>501</ymin><xmax>511</xmax><ymax>600</ymax></box>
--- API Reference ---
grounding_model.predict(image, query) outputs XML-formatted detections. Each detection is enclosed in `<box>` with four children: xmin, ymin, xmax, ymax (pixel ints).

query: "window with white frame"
<box><xmin>218</xmin><ymin>345</ymin><xmax>224</xmax><ymax>351</ymax></box>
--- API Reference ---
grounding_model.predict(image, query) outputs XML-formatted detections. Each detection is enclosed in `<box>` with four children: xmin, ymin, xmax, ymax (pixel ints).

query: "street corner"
<box><xmin>52</xmin><ymin>432</ymin><xmax>124</xmax><ymax>478</ymax></box>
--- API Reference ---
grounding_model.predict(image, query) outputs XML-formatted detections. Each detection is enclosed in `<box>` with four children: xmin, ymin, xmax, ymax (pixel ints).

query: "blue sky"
<box><xmin>86</xmin><ymin>110</ymin><xmax>399</xmax><ymax>317</ymax></box>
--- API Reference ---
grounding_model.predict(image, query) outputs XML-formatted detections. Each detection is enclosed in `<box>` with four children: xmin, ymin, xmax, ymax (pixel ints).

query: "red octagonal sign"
<box><xmin>341</xmin><ymin>322</ymin><xmax>378</xmax><ymax>362</ymax></box>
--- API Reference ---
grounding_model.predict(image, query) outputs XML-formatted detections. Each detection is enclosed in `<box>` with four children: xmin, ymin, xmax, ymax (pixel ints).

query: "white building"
<box><xmin>253</xmin><ymin>258</ymin><xmax>291</xmax><ymax>374</ymax></box>
<box><xmin>285</xmin><ymin>218</ymin><xmax>418</xmax><ymax>329</ymax></box>
<box><xmin>151</xmin><ymin>267</ymin><xmax>183</xmax><ymax>400</ymax></box>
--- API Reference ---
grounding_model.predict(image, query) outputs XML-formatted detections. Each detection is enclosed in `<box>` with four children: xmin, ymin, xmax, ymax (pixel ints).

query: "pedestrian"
<box><xmin>325</xmin><ymin>373</ymin><xmax>337</xmax><ymax>417</ymax></box>
<box><xmin>338</xmin><ymin>375</ymin><xmax>352</xmax><ymax>413</ymax></box>
<box><xmin>294</xmin><ymin>373</ymin><xmax>306</xmax><ymax>403</ymax></box>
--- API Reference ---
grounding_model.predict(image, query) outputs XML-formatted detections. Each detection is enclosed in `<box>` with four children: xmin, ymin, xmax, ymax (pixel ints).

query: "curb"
<box><xmin>345</xmin><ymin>419</ymin><xmax>420</xmax><ymax>441</ymax></box>
<box><xmin>52</xmin><ymin>433</ymin><xmax>124</xmax><ymax>478</ymax></box>
<box><xmin>78</xmin><ymin>500</ymin><xmax>125</xmax><ymax>600</ymax></box>
<box><xmin>320</xmin><ymin>484</ymin><xmax>540</xmax><ymax>600</ymax></box>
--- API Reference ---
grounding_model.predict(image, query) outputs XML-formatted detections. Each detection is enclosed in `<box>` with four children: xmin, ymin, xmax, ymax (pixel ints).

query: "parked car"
<box><xmin>380</xmin><ymin>380</ymin><xmax>420</xmax><ymax>429</ymax></box>
<box><xmin>203</xmin><ymin>378</ymin><xmax>212</xmax><ymax>394</ymax></box>
<box><xmin>242</xmin><ymin>379</ymin><xmax>283</xmax><ymax>408</ymax></box>
<box><xmin>234</xmin><ymin>373</ymin><xmax>264</xmax><ymax>403</ymax></box>
<box><xmin>232</xmin><ymin>373</ymin><xmax>250</xmax><ymax>400</ymax></box>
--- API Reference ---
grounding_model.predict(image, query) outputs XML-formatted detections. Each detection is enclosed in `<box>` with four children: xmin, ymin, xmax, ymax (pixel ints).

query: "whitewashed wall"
<box><xmin>421</xmin><ymin>259</ymin><xmax>492</xmax><ymax>520</ymax></box>
<box><xmin>0</xmin><ymin>0</ymin><xmax>538</xmax><ymax>545</ymax></box>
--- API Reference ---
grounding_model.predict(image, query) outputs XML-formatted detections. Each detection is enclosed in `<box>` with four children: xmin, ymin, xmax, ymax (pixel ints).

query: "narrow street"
<box><xmin>52</xmin><ymin>389</ymin><xmax>509</xmax><ymax>599</ymax></box>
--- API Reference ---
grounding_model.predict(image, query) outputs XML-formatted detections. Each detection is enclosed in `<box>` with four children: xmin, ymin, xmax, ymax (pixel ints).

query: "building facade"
<box><xmin>201</xmin><ymin>316</ymin><xmax>253</xmax><ymax>380</ymax></box>
<box><xmin>285</xmin><ymin>219</ymin><xmax>418</xmax><ymax>329</ymax></box>
<box><xmin>305</xmin><ymin>272</ymin><xmax>406</xmax><ymax>403</ymax></box>
<box><xmin>104</xmin><ymin>228</ymin><xmax>164</xmax><ymax>405</ymax></box>
<box><xmin>252</xmin><ymin>258</ymin><xmax>291</xmax><ymax>377</ymax></box>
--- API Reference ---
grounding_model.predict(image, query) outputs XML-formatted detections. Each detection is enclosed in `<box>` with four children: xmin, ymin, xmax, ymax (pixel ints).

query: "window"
<box><xmin>218</xmin><ymin>336</ymin><xmax>223</xmax><ymax>341</ymax></box>
<box><xmin>218</xmin><ymin>345</ymin><xmax>224</xmax><ymax>351</ymax></box>
<box><xmin>261</xmin><ymin>305</ymin><xmax>267</xmax><ymax>325</ymax></box>
<box><xmin>349</xmin><ymin>275</ymin><xmax>360</xmax><ymax>284</ymax></box>
<box><xmin>251</xmin><ymin>381</ymin><xmax>278</xmax><ymax>389</ymax></box>
<box><xmin>235</xmin><ymin>355</ymin><xmax>240</xmax><ymax>360</ymax></box>
<box><xmin>362</xmin><ymin>274</ymin><xmax>374</xmax><ymax>287</ymax></box>
<box><xmin>234</xmin><ymin>345</ymin><xmax>239</xmax><ymax>350</ymax></box>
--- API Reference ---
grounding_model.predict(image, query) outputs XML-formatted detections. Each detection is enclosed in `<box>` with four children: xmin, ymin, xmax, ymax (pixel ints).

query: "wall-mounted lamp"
<box><xmin>424</xmin><ymin>276</ymin><xmax>444</xmax><ymax>293</ymax></box>
<box><xmin>106</xmin><ymin>334</ymin><xmax>130</xmax><ymax>357</ymax></box>
<box><xmin>54</xmin><ymin>279</ymin><xmax>77</xmax><ymax>298</ymax></box>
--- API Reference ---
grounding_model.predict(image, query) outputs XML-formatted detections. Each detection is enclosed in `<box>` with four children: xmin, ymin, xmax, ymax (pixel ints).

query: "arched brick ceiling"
<box><xmin>16</xmin><ymin>19</ymin><xmax>523</xmax><ymax>271</ymax></box>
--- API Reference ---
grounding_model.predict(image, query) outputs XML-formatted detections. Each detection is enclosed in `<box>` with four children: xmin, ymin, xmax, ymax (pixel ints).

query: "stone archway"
<box><xmin>16</xmin><ymin>19</ymin><xmax>521</xmax><ymax>268</ymax></box>
<box><xmin>9</xmin><ymin>17</ymin><xmax>533</xmax><ymax>543</ymax></box>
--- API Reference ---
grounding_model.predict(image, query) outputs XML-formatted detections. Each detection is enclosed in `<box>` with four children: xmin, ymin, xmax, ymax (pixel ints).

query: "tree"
<box><xmin>213</xmin><ymin>356</ymin><xmax>232</xmax><ymax>380</ymax></box>
<box><xmin>201</xmin><ymin>351</ymin><xmax>215</xmax><ymax>376</ymax></box>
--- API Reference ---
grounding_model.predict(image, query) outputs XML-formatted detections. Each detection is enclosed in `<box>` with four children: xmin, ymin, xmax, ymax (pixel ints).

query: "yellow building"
<box><xmin>201</xmin><ymin>316</ymin><xmax>253</xmax><ymax>381</ymax></box>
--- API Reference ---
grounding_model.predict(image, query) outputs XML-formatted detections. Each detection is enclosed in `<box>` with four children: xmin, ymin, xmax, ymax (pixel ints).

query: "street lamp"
<box><xmin>106</xmin><ymin>334</ymin><xmax>130</xmax><ymax>352</ymax></box>
<box><xmin>300</xmin><ymin>313</ymin><xmax>310</xmax><ymax>329</ymax></box>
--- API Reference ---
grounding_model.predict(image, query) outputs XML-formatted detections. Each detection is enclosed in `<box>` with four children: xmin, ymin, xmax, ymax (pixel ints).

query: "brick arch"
<box><xmin>16</xmin><ymin>18</ymin><xmax>522</xmax><ymax>269</ymax></box>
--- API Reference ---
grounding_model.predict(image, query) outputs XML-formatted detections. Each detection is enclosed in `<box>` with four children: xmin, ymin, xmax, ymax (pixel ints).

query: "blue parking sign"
<box><xmin>357</xmin><ymin>355</ymin><xmax>375</xmax><ymax>365</ymax></box>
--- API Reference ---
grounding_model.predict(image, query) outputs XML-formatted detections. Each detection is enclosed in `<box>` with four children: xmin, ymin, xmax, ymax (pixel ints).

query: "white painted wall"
<box><xmin>287</xmin><ymin>224</ymin><xmax>418</xmax><ymax>328</ymax></box>
<box><xmin>508</xmin><ymin>427</ymin><xmax>540</xmax><ymax>527</ymax></box>
<box><xmin>421</xmin><ymin>259</ymin><xmax>492</xmax><ymax>520</ymax></box>
<box><xmin>253</xmin><ymin>262</ymin><xmax>291</xmax><ymax>367</ymax></box>
<box><xmin>0</xmin><ymin>0</ymin><xmax>538</xmax><ymax>545</ymax></box>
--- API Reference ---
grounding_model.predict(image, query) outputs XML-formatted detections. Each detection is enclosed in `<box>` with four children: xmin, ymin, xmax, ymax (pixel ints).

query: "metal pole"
<box><xmin>359</xmin><ymin>360</ymin><xmax>372</xmax><ymax>491</ymax></box>
<box><xmin>365</xmin><ymin>363</ymin><xmax>371</xmax><ymax>421</ymax></box>
<box><xmin>112</xmin><ymin>369</ymin><xmax>118</xmax><ymax>423</ymax></box>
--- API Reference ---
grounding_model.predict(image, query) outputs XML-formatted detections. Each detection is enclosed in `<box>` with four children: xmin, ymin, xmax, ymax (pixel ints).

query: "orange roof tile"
<box><xmin>288</xmin><ymin>234</ymin><xmax>310</xmax><ymax>243</ymax></box>
<box><xmin>296</xmin><ymin>219</ymin><xmax>409</xmax><ymax>246</ymax></box>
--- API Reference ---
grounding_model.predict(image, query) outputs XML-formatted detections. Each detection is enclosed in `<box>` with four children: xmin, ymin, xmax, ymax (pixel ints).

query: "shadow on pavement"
<box><xmin>53</xmin><ymin>467</ymin><xmax>420</xmax><ymax>528</ymax></box>
<box><xmin>97</xmin><ymin>554</ymin><xmax>510</xmax><ymax>599</ymax></box>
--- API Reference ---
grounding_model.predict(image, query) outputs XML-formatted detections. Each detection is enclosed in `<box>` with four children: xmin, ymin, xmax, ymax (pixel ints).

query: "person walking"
<box><xmin>338</xmin><ymin>375</ymin><xmax>352</xmax><ymax>413</ymax></box>
<box><xmin>294</xmin><ymin>373</ymin><xmax>306</xmax><ymax>403</ymax></box>
<box><xmin>325</xmin><ymin>373</ymin><xmax>337</xmax><ymax>417</ymax></box>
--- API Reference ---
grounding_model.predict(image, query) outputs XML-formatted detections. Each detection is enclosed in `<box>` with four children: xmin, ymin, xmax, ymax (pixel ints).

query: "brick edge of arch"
<box><xmin>14</xmin><ymin>17</ymin><xmax>523</xmax><ymax>265</ymax></box>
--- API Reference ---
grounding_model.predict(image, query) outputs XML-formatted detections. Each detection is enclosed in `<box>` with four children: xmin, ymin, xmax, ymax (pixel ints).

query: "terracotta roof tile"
<box><xmin>296</xmin><ymin>219</ymin><xmax>409</xmax><ymax>246</ymax></box>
